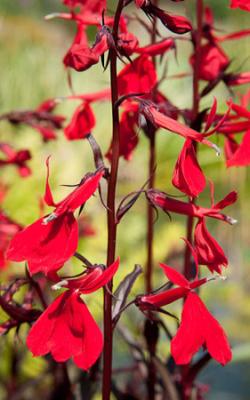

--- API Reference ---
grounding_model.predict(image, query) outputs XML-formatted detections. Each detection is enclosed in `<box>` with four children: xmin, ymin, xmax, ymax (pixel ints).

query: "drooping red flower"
<box><xmin>27</xmin><ymin>258</ymin><xmax>119</xmax><ymax>370</ymax></box>
<box><xmin>172</xmin><ymin>292</ymin><xmax>232</xmax><ymax>365</ymax></box>
<box><xmin>118</xmin><ymin>55</ymin><xmax>157</xmax><ymax>96</ymax></box>
<box><xmin>135</xmin><ymin>38</ymin><xmax>175</xmax><ymax>57</ymax></box>
<box><xmin>0</xmin><ymin>143</ymin><xmax>31</xmax><ymax>177</ymax></box>
<box><xmin>138</xmin><ymin>263</ymin><xmax>232</xmax><ymax>365</ymax></box>
<box><xmin>28</xmin><ymin>291</ymin><xmax>102</xmax><ymax>369</ymax></box>
<box><xmin>146</xmin><ymin>189</ymin><xmax>236</xmax><ymax>223</ymax></box>
<box><xmin>64</xmin><ymin>26</ymin><xmax>109</xmax><ymax>72</ymax></box>
<box><xmin>7</xmin><ymin>160</ymin><xmax>103</xmax><ymax>275</ymax></box>
<box><xmin>139</xmin><ymin>263</ymin><xmax>207</xmax><ymax>309</ymax></box>
<box><xmin>172</xmin><ymin>139</ymin><xmax>206</xmax><ymax>198</ymax></box>
<box><xmin>140</xmin><ymin>103</ymin><xmax>220</xmax><ymax>151</ymax></box>
<box><xmin>106</xmin><ymin>105</ymin><xmax>139</xmax><ymax>161</ymax></box>
<box><xmin>230</xmin><ymin>0</ymin><xmax>250</xmax><ymax>11</ymax></box>
<box><xmin>64</xmin><ymin>102</ymin><xmax>96</xmax><ymax>140</ymax></box>
<box><xmin>190</xmin><ymin>44</ymin><xmax>229</xmax><ymax>81</ymax></box>
<box><xmin>138</xmin><ymin>2</ymin><xmax>192</xmax><ymax>34</ymax></box>
<box><xmin>194</xmin><ymin>219</ymin><xmax>228</xmax><ymax>274</ymax></box>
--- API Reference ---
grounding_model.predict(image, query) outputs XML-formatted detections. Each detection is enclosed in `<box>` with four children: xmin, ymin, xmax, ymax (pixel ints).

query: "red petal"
<box><xmin>106</xmin><ymin>109</ymin><xmax>139</xmax><ymax>161</ymax></box>
<box><xmin>190</xmin><ymin>44</ymin><xmax>229</xmax><ymax>81</ymax></box>
<box><xmin>194</xmin><ymin>220</ymin><xmax>228</xmax><ymax>274</ymax></box>
<box><xmin>67</xmin><ymin>258</ymin><xmax>120</xmax><ymax>293</ymax></box>
<box><xmin>136</xmin><ymin>39</ymin><xmax>174</xmax><ymax>56</ymax></box>
<box><xmin>172</xmin><ymin>139</ymin><xmax>206</xmax><ymax>197</ymax></box>
<box><xmin>27</xmin><ymin>291</ymin><xmax>103</xmax><ymax>370</ymax></box>
<box><xmin>118</xmin><ymin>55</ymin><xmax>157</xmax><ymax>96</ymax></box>
<box><xmin>159</xmin><ymin>263</ymin><xmax>189</xmax><ymax>288</ymax></box>
<box><xmin>144</xmin><ymin>106</ymin><xmax>218</xmax><ymax>151</ymax></box>
<box><xmin>7</xmin><ymin>214</ymin><xmax>78</xmax><ymax>275</ymax></box>
<box><xmin>230</xmin><ymin>0</ymin><xmax>250</xmax><ymax>11</ymax></box>
<box><xmin>171</xmin><ymin>292</ymin><xmax>232</xmax><ymax>365</ymax></box>
<box><xmin>64</xmin><ymin>102</ymin><xmax>96</xmax><ymax>140</ymax></box>
<box><xmin>141</xmin><ymin>287</ymin><xmax>188</xmax><ymax>308</ymax></box>
<box><xmin>44</xmin><ymin>157</ymin><xmax>57</xmax><ymax>207</ymax></box>
<box><xmin>171</xmin><ymin>292</ymin><xmax>204</xmax><ymax>364</ymax></box>
<box><xmin>213</xmin><ymin>191</ymin><xmax>237</xmax><ymax>210</ymax></box>
<box><xmin>55</xmin><ymin>169</ymin><xmax>103</xmax><ymax>215</ymax></box>
<box><xmin>205</xmin><ymin>98</ymin><xmax>217</xmax><ymax>132</ymax></box>
<box><xmin>227</xmin><ymin>130</ymin><xmax>250</xmax><ymax>167</ymax></box>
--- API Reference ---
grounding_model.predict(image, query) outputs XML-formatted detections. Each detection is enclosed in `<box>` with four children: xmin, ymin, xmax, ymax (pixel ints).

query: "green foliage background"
<box><xmin>0</xmin><ymin>1</ymin><xmax>250</xmax><ymax>399</ymax></box>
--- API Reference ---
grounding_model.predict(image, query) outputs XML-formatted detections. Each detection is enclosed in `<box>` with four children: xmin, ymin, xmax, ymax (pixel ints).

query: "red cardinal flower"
<box><xmin>139</xmin><ymin>263</ymin><xmax>207</xmax><ymax>309</ymax></box>
<box><xmin>226</xmin><ymin>130</ymin><xmax>250</xmax><ymax>167</ymax></box>
<box><xmin>106</xmin><ymin>104</ymin><xmax>139</xmax><ymax>161</ymax></box>
<box><xmin>138</xmin><ymin>2</ymin><xmax>192</xmax><ymax>34</ymax></box>
<box><xmin>230</xmin><ymin>0</ymin><xmax>250</xmax><ymax>11</ymax></box>
<box><xmin>118</xmin><ymin>55</ymin><xmax>157</xmax><ymax>96</ymax></box>
<box><xmin>64</xmin><ymin>102</ymin><xmax>96</xmax><ymax>140</ymax></box>
<box><xmin>147</xmin><ymin>188</ymin><xmax>237</xmax><ymax>224</ymax></box>
<box><xmin>0</xmin><ymin>143</ymin><xmax>31</xmax><ymax>177</ymax></box>
<box><xmin>172</xmin><ymin>139</ymin><xmax>206</xmax><ymax>198</ymax></box>
<box><xmin>7</xmin><ymin>160</ymin><xmax>103</xmax><ymax>275</ymax></box>
<box><xmin>138</xmin><ymin>264</ymin><xmax>232</xmax><ymax>365</ymax></box>
<box><xmin>135</xmin><ymin>38</ymin><xmax>175</xmax><ymax>57</ymax></box>
<box><xmin>140</xmin><ymin>102</ymin><xmax>220</xmax><ymax>151</ymax></box>
<box><xmin>147</xmin><ymin>189</ymin><xmax>237</xmax><ymax>272</ymax></box>
<box><xmin>194</xmin><ymin>219</ymin><xmax>228</xmax><ymax>273</ymax></box>
<box><xmin>64</xmin><ymin>26</ymin><xmax>109</xmax><ymax>72</ymax></box>
<box><xmin>172</xmin><ymin>292</ymin><xmax>232</xmax><ymax>365</ymax></box>
<box><xmin>27</xmin><ymin>258</ymin><xmax>119</xmax><ymax>370</ymax></box>
<box><xmin>190</xmin><ymin>44</ymin><xmax>229</xmax><ymax>81</ymax></box>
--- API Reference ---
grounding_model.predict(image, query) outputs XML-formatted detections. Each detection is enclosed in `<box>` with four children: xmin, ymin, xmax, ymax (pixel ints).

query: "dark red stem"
<box><xmin>102</xmin><ymin>2</ymin><xmax>124</xmax><ymax>400</ymax></box>
<box><xmin>145</xmin><ymin>5</ymin><xmax>158</xmax><ymax>399</ymax></box>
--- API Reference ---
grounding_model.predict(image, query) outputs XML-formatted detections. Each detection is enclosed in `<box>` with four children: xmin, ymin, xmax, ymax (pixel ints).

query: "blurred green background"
<box><xmin>0</xmin><ymin>1</ymin><xmax>250</xmax><ymax>399</ymax></box>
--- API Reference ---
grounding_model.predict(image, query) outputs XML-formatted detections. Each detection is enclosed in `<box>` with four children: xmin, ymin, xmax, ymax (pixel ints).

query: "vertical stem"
<box><xmin>145</xmin><ymin>5</ymin><xmax>158</xmax><ymax>399</ymax></box>
<box><xmin>183</xmin><ymin>0</ymin><xmax>203</xmax><ymax>279</ymax></box>
<box><xmin>102</xmin><ymin>2</ymin><xmax>124</xmax><ymax>400</ymax></box>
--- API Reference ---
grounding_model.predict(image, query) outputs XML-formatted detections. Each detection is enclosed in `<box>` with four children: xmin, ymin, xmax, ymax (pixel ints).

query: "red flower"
<box><xmin>64</xmin><ymin>102</ymin><xmax>96</xmax><ymax>140</ymax></box>
<box><xmin>172</xmin><ymin>139</ymin><xmax>206</xmax><ymax>198</ymax></box>
<box><xmin>140</xmin><ymin>103</ymin><xmax>220</xmax><ymax>151</ymax></box>
<box><xmin>0</xmin><ymin>143</ymin><xmax>31</xmax><ymax>177</ymax></box>
<box><xmin>138</xmin><ymin>264</ymin><xmax>232</xmax><ymax>365</ymax></box>
<box><xmin>190</xmin><ymin>44</ymin><xmax>229</xmax><ymax>81</ymax></box>
<box><xmin>27</xmin><ymin>259</ymin><xmax>119</xmax><ymax>370</ymax></box>
<box><xmin>194</xmin><ymin>219</ymin><xmax>228</xmax><ymax>274</ymax></box>
<box><xmin>139</xmin><ymin>263</ymin><xmax>207</xmax><ymax>308</ymax></box>
<box><xmin>135</xmin><ymin>38</ymin><xmax>175</xmax><ymax>57</ymax></box>
<box><xmin>172</xmin><ymin>292</ymin><xmax>232</xmax><ymax>365</ymax></box>
<box><xmin>230</xmin><ymin>0</ymin><xmax>250</xmax><ymax>11</ymax></box>
<box><xmin>118</xmin><ymin>55</ymin><xmax>157</xmax><ymax>96</ymax></box>
<box><xmin>106</xmin><ymin>105</ymin><xmax>139</xmax><ymax>161</ymax></box>
<box><xmin>139</xmin><ymin>2</ymin><xmax>192</xmax><ymax>34</ymax></box>
<box><xmin>7</xmin><ymin>160</ymin><xmax>103</xmax><ymax>275</ymax></box>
